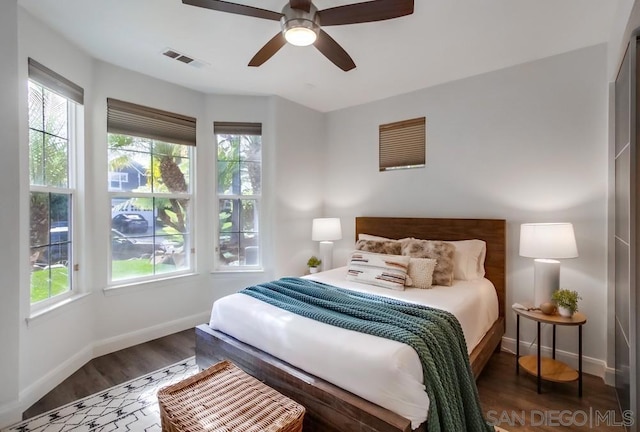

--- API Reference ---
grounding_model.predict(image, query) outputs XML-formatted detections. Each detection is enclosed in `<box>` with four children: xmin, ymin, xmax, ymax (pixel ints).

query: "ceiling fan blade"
<box><xmin>289</xmin><ymin>0</ymin><xmax>312</xmax><ymax>12</ymax></box>
<box><xmin>182</xmin><ymin>0</ymin><xmax>281</xmax><ymax>21</ymax></box>
<box><xmin>313</xmin><ymin>30</ymin><xmax>356</xmax><ymax>72</ymax></box>
<box><xmin>318</xmin><ymin>0</ymin><xmax>414</xmax><ymax>26</ymax></box>
<box><xmin>248</xmin><ymin>33</ymin><xmax>287</xmax><ymax>67</ymax></box>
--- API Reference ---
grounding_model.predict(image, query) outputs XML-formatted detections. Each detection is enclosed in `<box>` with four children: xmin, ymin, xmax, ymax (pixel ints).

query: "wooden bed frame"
<box><xmin>196</xmin><ymin>217</ymin><xmax>506</xmax><ymax>432</ymax></box>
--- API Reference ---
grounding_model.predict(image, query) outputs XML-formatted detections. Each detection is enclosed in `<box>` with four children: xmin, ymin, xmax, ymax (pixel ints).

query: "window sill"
<box><xmin>103</xmin><ymin>271</ymin><xmax>198</xmax><ymax>296</ymax></box>
<box><xmin>27</xmin><ymin>292</ymin><xmax>92</xmax><ymax>326</ymax></box>
<box><xmin>211</xmin><ymin>268</ymin><xmax>265</xmax><ymax>275</ymax></box>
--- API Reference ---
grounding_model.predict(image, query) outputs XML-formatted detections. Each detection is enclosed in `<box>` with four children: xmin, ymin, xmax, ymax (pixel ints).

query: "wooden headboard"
<box><xmin>355</xmin><ymin>217</ymin><xmax>506</xmax><ymax>318</ymax></box>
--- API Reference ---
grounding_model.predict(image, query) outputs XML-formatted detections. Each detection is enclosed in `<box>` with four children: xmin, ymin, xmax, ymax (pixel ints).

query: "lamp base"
<box><xmin>533</xmin><ymin>259</ymin><xmax>560</xmax><ymax>308</ymax></box>
<box><xmin>319</xmin><ymin>241</ymin><xmax>334</xmax><ymax>272</ymax></box>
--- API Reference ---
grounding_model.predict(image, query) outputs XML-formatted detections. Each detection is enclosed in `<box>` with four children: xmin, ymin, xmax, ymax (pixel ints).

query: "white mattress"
<box><xmin>209</xmin><ymin>267</ymin><xmax>499</xmax><ymax>429</ymax></box>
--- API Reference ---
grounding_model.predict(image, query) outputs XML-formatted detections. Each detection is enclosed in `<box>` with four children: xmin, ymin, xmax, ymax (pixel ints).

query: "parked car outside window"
<box><xmin>112</xmin><ymin>213</ymin><xmax>148</xmax><ymax>234</ymax></box>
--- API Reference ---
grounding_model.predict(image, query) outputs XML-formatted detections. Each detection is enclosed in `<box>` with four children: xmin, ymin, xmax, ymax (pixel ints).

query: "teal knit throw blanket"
<box><xmin>240</xmin><ymin>277</ymin><xmax>493</xmax><ymax>432</ymax></box>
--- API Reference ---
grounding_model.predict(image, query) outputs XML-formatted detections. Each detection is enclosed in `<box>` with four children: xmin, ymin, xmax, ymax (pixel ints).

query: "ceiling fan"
<box><xmin>181</xmin><ymin>0</ymin><xmax>415</xmax><ymax>71</ymax></box>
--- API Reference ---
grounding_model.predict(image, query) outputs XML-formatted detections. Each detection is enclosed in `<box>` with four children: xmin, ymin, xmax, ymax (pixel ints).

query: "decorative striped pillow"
<box><xmin>347</xmin><ymin>251</ymin><xmax>410</xmax><ymax>290</ymax></box>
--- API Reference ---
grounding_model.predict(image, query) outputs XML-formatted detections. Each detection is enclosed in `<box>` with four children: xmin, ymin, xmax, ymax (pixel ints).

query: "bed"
<box><xmin>195</xmin><ymin>217</ymin><xmax>506</xmax><ymax>432</ymax></box>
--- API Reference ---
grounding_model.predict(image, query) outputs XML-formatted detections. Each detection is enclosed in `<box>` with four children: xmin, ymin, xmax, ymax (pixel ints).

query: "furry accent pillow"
<box><xmin>355</xmin><ymin>239</ymin><xmax>402</xmax><ymax>255</ymax></box>
<box><xmin>347</xmin><ymin>251</ymin><xmax>410</xmax><ymax>290</ymax></box>
<box><xmin>407</xmin><ymin>257</ymin><xmax>437</xmax><ymax>289</ymax></box>
<box><xmin>401</xmin><ymin>239</ymin><xmax>455</xmax><ymax>286</ymax></box>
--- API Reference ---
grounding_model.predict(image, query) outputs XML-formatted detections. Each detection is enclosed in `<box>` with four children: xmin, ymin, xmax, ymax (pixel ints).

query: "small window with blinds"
<box><xmin>379</xmin><ymin>117</ymin><xmax>426</xmax><ymax>171</ymax></box>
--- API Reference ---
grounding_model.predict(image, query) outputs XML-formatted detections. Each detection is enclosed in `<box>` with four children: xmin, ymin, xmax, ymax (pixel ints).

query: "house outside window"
<box><xmin>214</xmin><ymin>122</ymin><xmax>262</xmax><ymax>270</ymax></box>
<box><xmin>28</xmin><ymin>58</ymin><xmax>84</xmax><ymax>306</ymax></box>
<box><xmin>107</xmin><ymin>99</ymin><xmax>195</xmax><ymax>284</ymax></box>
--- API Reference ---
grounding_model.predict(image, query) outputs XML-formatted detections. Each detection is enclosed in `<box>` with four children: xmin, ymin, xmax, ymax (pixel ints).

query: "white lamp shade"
<box><xmin>311</xmin><ymin>218</ymin><xmax>342</xmax><ymax>241</ymax></box>
<box><xmin>519</xmin><ymin>223</ymin><xmax>578</xmax><ymax>259</ymax></box>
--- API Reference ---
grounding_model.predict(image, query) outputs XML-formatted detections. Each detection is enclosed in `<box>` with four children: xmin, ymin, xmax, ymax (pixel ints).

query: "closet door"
<box><xmin>615</xmin><ymin>37</ymin><xmax>636</xmax><ymax>428</ymax></box>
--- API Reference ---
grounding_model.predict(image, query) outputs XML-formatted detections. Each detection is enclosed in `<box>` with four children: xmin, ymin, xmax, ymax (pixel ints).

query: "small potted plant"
<box><xmin>307</xmin><ymin>256</ymin><xmax>322</xmax><ymax>274</ymax></box>
<box><xmin>551</xmin><ymin>289</ymin><xmax>581</xmax><ymax>317</ymax></box>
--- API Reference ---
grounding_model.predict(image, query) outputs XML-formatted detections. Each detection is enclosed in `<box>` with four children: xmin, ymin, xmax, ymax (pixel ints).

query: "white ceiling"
<box><xmin>19</xmin><ymin>0</ymin><xmax>625</xmax><ymax>112</ymax></box>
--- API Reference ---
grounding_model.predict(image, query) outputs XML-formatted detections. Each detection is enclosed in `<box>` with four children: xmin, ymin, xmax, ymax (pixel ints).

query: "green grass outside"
<box><xmin>31</xmin><ymin>259</ymin><xmax>178</xmax><ymax>303</ymax></box>
<box><xmin>111</xmin><ymin>259</ymin><xmax>176</xmax><ymax>280</ymax></box>
<box><xmin>31</xmin><ymin>266</ymin><xmax>70</xmax><ymax>303</ymax></box>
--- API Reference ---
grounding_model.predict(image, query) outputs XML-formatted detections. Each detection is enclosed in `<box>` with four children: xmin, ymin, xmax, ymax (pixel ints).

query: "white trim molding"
<box><xmin>93</xmin><ymin>311</ymin><xmax>209</xmax><ymax>357</ymax></box>
<box><xmin>0</xmin><ymin>399</ymin><xmax>23</xmax><ymax>431</ymax></box>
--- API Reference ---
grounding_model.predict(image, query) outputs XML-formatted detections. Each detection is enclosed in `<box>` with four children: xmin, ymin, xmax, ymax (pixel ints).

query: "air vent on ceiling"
<box><xmin>161</xmin><ymin>48</ymin><xmax>208</xmax><ymax>69</ymax></box>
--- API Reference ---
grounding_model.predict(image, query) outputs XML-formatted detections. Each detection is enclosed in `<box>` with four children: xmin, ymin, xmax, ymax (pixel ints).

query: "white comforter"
<box><xmin>209</xmin><ymin>267</ymin><xmax>499</xmax><ymax>429</ymax></box>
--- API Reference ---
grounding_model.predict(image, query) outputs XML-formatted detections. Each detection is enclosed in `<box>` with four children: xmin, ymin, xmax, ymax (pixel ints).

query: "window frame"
<box><xmin>28</xmin><ymin>80</ymin><xmax>79</xmax><ymax>311</ymax></box>
<box><xmin>107</xmin><ymin>135</ymin><xmax>195</xmax><ymax>286</ymax></box>
<box><xmin>213</xmin><ymin>124</ymin><xmax>263</xmax><ymax>272</ymax></box>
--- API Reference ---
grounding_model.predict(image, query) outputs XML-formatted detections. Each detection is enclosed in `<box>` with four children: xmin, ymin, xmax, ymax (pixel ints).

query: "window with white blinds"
<box><xmin>28</xmin><ymin>58</ymin><xmax>84</xmax><ymax>307</ymax></box>
<box><xmin>379</xmin><ymin>117</ymin><xmax>426</xmax><ymax>171</ymax></box>
<box><xmin>106</xmin><ymin>99</ymin><xmax>195</xmax><ymax>284</ymax></box>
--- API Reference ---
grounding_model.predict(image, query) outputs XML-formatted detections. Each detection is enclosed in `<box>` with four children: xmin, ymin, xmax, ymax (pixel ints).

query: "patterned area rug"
<box><xmin>3</xmin><ymin>358</ymin><xmax>198</xmax><ymax>432</ymax></box>
<box><xmin>4</xmin><ymin>357</ymin><xmax>511</xmax><ymax>432</ymax></box>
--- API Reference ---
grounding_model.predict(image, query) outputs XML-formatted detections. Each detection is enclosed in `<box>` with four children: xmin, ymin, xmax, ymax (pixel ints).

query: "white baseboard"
<box><xmin>19</xmin><ymin>343</ymin><xmax>94</xmax><ymax>411</ymax></box>
<box><xmin>501</xmin><ymin>336</ymin><xmax>611</xmax><ymax>385</ymax></box>
<box><xmin>0</xmin><ymin>311</ymin><xmax>209</xmax><ymax>430</ymax></box>
<box><xmin>0</xmin><ymin>344</ymin><xmax>94</xmax><ymax>430</ymax></box>
<box><xmin>0</xmin><ymin>399</ymin><xmax>23</xmax><ymax>430</ymax></box>
<box><xmin>93</xmin><ymin>311</ymin><xmax>209</xmax><ymax>357</ymax></box>
<box><xmin>603</xmin><ymin>366</ymin><xmax>616</xmax><ymax>387</ymax></box>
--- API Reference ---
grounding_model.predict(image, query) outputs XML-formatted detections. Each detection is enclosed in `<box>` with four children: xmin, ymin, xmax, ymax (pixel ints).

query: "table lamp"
<box><xmin>519</xmin><ymin>223</ymin><xmax>578</xmax><ymax>308</ymax></box>
<box><xmin>311</xmin><ymin>218</ymin><xmax>342</xmax><ymax>271</ymax></box>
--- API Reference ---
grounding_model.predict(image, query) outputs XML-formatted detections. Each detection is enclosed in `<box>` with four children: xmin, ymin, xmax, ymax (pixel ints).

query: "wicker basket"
<box><xmin>157</xmin><ymin>360</ymin><xmax>305</xmax><ymax>432</ymax></box>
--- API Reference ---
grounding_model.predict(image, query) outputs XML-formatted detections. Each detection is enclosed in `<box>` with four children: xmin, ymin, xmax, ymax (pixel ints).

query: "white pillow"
<box><xmin>347</xmin><ymin>251</ymin><xmax>410</xmax><ymax>291</ymax></box>
<box><xmin>407</xmin><ymin>257</ymin><xmax>437</xmax><ymax>289</ymax></box>
<box><xmin>448</xmin><ymin>240</ymin><xmax>486</xmax><ymax>280</ymax></box>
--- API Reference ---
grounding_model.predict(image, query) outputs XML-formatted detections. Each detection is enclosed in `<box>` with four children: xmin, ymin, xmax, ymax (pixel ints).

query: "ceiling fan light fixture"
<box><xmin>280</xmin><ymin>3</ymin><xmax>320</xmax><ymax>47</ymax></box>
<box><xmin>283</xmin><ymin>22</ymin><xmax>318</xmax><ymax>46</ymax></box>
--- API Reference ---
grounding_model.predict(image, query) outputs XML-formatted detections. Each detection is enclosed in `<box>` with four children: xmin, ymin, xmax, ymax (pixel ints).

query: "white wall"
<box><xmin>17</xmin><ymin>9</ymin><xmax>97</xmax><ymax>406</ymax></box>
<box><xmin>0</xmin><ymin>0</ymin><xmax>21</xmax><ymax>427</ymax></box>
<box><xmin>324</xmin><ymin>45</ymin><xmax>609</xmax><ymax>366</ymax></box>
<box><xmin>270</xmin><ymin>96</ymin><xmax>326</xmax><ymax>277</ymax></box>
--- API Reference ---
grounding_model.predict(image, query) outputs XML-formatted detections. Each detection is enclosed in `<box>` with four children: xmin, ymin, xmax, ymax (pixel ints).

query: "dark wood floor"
<box><xmin>24</xmin><ymin>330</ymin><xmax>623</xmax><ymax>432</ymax></box>
<box><xmin>477</xmin><ymin>351</ymin><xmax>625</xmax><ymax>431</ymax></box>
<box><xmin>23</xmin><ymin>329</ymin><xmax>195</xmax><ymax>420</ymax></box>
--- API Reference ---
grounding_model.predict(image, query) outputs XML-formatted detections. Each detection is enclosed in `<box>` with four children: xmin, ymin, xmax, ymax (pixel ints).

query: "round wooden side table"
<box><xmin>513</xmin><ymin>306</ymin><xmax>587</xmax><ymax>396</ymax></box>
